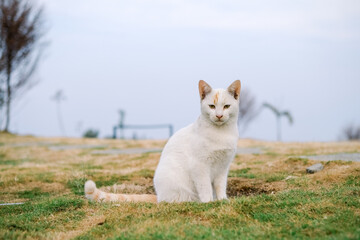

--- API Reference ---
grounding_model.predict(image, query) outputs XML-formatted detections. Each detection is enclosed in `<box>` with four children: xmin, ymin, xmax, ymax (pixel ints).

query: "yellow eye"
<box><xmin>224</xmin><ymin>105</ymin><xmax>230</xmax><ymax>109</ymax></box>
<box><xmin>209</xmin><ymin>104</ymin><xmax>216</xmax><ymax>109</ymax></box>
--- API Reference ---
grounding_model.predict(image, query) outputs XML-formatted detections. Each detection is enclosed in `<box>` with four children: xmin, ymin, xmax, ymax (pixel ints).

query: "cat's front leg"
<box><xmin>213</xmin><ymin>173</ymin><xmax>228</xmax><ymax>200</ymax></box>
<box><xmin>190</xmin><ymin>168</ymin><xmax>213</xmax><ymax>202</ymax></box>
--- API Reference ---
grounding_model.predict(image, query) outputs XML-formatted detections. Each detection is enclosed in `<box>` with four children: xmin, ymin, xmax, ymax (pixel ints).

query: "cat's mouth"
<box><xmin>214</xmin><ymin>119</ymin><xmax>225</xmax><ymax>125</ymax></box>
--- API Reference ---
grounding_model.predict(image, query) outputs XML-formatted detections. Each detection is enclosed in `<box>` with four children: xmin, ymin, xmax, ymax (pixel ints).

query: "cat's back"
<box><xmin>160</xmin><ymin>123</ymin><xmax>195</xmax><ymax>158</ymax></box>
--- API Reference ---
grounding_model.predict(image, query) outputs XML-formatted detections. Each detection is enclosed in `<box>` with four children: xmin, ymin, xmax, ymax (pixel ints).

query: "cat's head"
<box><xmin>199</xmin><ymin>80</ymin><xmax>241</xmax><ymax>126</ymax></box>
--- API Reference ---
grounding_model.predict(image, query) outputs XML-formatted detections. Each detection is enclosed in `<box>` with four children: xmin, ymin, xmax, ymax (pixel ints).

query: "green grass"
<box><xmin>325</xmin><ymin>160</ymin><xmax>354</xmax><ymax>166</ymax></box>
<box><xmin>67</xmin><ymin>177</ymin><xmax>89</xmax><ymax>196</ymax></box>
<box><xmin>265</xmin><ymin>151</ymin><xmax>280</xmax><ymax>157</ymax></box>
<box><xmin>229</xmin><ymin>168</ymin><xmax>288</xmax><ymax>182</ymax></box>
<box><xmin>67</xmin><ymin>174</ymin><xmax>131</xmax><ymax>196</ymax></box>
<box><xmin>72</xmin><ymin>162</ymin><xmax>104</xmax><ymax>170</ymax></box>
<box><xmin>93</xmin><ymin>175</ymin><xmax>130</xmax><ymax>187</ymax></box>
<box><xmin>264</xmin><ymin>173</ymin><xmax>287</xmax><ymax>182</ymax></box>
<box><xmin>229</xmin><ymin>168</ymin><xmax>256</xmax><ymax>178</ymax></box>
<box><xmin>0</xmin><ymin>157</ymin><xmax>30</xmax><ymax>166</ymax></box>
<box><xmin>0</xmin><ymin>197</ymin><xmax>85</xmax><ymax>238</ymax></box>
<box><xmin>346</xmin><ymin>175</ymin><xmax>360</xmax><ymax>187</ymax></box>
<box><xmin>1</xmin><ymin>135</ymin><xmax>360</xmax><ymax>239</ymax></box>
<box><xmin>35</xmin><ymin>172</ymin><xmax>55</xmax><ymax>183</ymax></box>
<box><xmin>17</xmin><ymin>187</ymin><xmax>51</xmax><ymax>199</ymax></box>
<box><xmin>132</xmin><ymin>169</ymin><xmax>155</xmax><ymax>178</ymax></box>
<box><xmin>73</xmin><ymin>185</ymin><xmax>360</xmax><ymax>240</ymax></box>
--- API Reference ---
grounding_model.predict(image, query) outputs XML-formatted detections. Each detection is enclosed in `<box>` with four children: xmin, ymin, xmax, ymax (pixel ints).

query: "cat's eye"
<box><xmin>224</xmin><ymin>105</ymin><xmax>231</xmax><ymax>109</ymax></box>
<box><xmin>208</xmin><ymin>104</ymin><xmax>216</xmax><ymax>109</ymax></box>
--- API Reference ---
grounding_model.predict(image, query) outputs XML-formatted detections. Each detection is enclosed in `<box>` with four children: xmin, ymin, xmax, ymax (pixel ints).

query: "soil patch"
<box><xmin>227</xmin><ymin>178</ymin><xmax>285</xmax><ymax>197</ymax></box>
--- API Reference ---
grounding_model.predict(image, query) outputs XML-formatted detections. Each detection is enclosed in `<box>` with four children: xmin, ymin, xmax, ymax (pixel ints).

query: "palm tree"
<box><xmin>263</xmin><ymin>102</ymin><xmax>293</xmax><ymax>141</ymax></box>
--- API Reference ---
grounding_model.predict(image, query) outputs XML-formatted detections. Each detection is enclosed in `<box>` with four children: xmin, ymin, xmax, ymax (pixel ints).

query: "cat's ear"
<box><xmin>199</xmin><ymin>80</ymin><xmax>212</xmax><ymax>100</ymax></box>
<box><xmin>227</xmin><ymin>80</ymin><xmax>241</xmax><ymax>100</ymax></box>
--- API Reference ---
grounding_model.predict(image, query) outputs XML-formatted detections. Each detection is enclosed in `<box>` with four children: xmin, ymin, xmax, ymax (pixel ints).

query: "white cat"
<box><xmin>85</xmin><ymin>80</ymin><xmax>241</xmax><ymax>203</ymax></box>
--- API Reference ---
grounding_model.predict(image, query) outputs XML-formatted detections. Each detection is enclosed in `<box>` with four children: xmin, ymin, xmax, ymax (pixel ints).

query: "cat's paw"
<box><xmin>218</xmin><ymin>197</ymin><xmax>229</xmax><ymax>202</ymax></box>
<box><xmin>215</xmin><ymin>194</ymin><xmax>229</xmax><ymax>202</ymax></box>
<box><xmin>199</xmin><ymin>194</ymin><xmax>213</xmax><ymax>203</ymax></box>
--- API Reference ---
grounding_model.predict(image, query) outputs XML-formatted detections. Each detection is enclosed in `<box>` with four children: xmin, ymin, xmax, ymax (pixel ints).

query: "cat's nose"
<box><xmin>216</xmin><ymin>115</ymin><xmax>223</xmax><ymax>119</ymax></box>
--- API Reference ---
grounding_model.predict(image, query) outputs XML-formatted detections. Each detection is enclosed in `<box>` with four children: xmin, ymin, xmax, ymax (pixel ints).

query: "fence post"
<box><xmin>169</xmin><ymin>125</ymin><xmax>173</xmax><ymax>138</ymax></box>
<box><xmin>112</xmin><ymin>126</ymin><xmax>117</xmax><ymax>139</ymax></box>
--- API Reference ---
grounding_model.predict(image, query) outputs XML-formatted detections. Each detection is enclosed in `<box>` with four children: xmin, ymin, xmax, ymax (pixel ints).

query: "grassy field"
<box><xmin>0</xmin><ymin>133</ymin><xmax>359</xmax><ymax>239</ymax></box>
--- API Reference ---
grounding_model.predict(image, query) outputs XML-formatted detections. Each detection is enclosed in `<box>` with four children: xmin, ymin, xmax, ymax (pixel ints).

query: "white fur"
<box><xmin>84</xmin><ymin>180</ymin><xmax>98</xmax><ymax>200</ymax></box>
<box><xmin>154</xmin><ymin>81</ymin><xmax>240</xmax><ymax>202</ymax></box>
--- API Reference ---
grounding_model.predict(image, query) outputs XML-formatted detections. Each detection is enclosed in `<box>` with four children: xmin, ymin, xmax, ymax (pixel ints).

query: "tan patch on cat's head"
<box><xmin>213</xmin><ymin>92</ymin><xmax>219</xmax><ymax>104</ymax></box>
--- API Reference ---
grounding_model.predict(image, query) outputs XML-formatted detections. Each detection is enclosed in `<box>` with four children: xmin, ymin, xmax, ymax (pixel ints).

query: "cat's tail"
<box><xmin>84</xmin><ymin>180</ymin><xmax>157</xmax><ymax>203</ymax></box>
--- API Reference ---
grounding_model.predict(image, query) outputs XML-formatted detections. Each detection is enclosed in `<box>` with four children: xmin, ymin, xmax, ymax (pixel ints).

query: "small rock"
<box><xmin>284</xmin><ymin>176</ymin><xmax>298</xmax><ymax>181</ymax></box>
<box><xmin>306</xmin><ymin>163</ymin><xmax>324</xmax><ymax>174</ymax></box>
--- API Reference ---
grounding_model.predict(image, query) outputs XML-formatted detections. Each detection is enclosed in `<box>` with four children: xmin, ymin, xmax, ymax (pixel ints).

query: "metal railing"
<box><xmin>112</xmin><ymin>110</ymin><xmax>173</xmax><ymax>139</ymax></box>
<box><xmin>112</xmin><ymin>124</ymin><xmax>173</xmax><ymax>139</ymax></box>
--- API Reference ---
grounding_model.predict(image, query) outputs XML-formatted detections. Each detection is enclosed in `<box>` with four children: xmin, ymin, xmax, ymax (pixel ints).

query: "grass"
<box><xmin>17</xmin><ymin>187</ymin><xmax>51</xmax><ymax>199</ymax></box>
<box><xmin>74</xmin><ymin>186</ymin><xmax>360</xmax><ymax>239</ymax></box>
<box><xmin>0</xmin><ymin>196</ymin><xmax>85</xmax><ymax>239</ymax></box>
<box><xmin>229</xmin><ymin>168</ymin><xmax>256</xmax><ymax>178</ymax></box>
<box><xmin>229</xmin><ymin>168</ymin><xmax>289</xmax><ymax>182</ymax></box>
<box><xmin>132</xmin><ymin>169</ymin><xmax>155</xmax><ymax>178</ymax></box>
<box><xmin>67</xmin><ymin>177</ymin><xmax>89</xmax><ymax>196</ymax></box>
<box><xmin>0</xmin><ymin>156</ymin><xmax>31</xmax><ymax>166</ymax></box>
<box><xmin>0</xmin><ymin>134</ymin><xmax>359</xmax><ymax>239</ymax></box>
<box><xmin>286</xmin><ymin>157</ymin><xmax>309</xmax><ymax>165</ymax></box>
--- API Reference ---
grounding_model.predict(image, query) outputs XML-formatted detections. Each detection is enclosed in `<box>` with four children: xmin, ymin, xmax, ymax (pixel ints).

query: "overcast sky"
<box><xmin>4</xmin><ymin>0</ymin><xmax>360</xmax><ymax>141</ymax></box>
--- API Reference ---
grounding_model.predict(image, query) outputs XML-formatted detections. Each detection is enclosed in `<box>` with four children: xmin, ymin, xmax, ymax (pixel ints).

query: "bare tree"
<box><xmin>341</xmin><ymin>124</ymin><xmax>360</xmax><ymax>140</ymax></box>
<box><xmin>0</xmin><ymin>0</ymin><xmax>46</xmax><ymax>132</ymax></box>
<box><xmin>0</xmin><ymin>86</ymin><xmax>3</xmax><ymax>108</ymax></box>
<box><xmin>263</xmin><ymin>102</ymin><xmax>293</xmax><ymax>141</ymax></box>
<box><xmin>0</xmin><ymin>87</ymin><xmax>4</xmax><ymax>127</ymax></box>
<box><xmin>238</xmin><ymin>88</ymin><xmax>259</xmax><ymax>134</ymax></box>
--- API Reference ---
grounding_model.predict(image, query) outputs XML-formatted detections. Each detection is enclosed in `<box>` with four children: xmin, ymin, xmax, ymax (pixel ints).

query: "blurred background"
<box><xmin>1</xmin><ymin>0</ymin><xmax>359</xmax><ymax>141</ymax></box>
